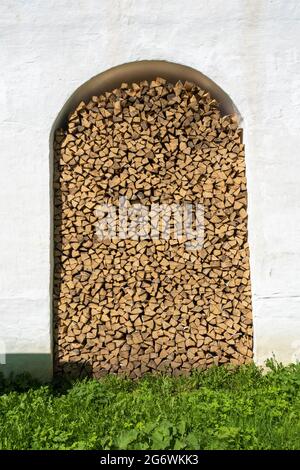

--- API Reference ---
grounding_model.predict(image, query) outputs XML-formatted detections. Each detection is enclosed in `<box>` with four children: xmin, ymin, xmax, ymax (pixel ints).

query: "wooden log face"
<box><xmin>53</xmin><ymin>78</ymin><xmax>253</xmax><ymax>378</ymax></box>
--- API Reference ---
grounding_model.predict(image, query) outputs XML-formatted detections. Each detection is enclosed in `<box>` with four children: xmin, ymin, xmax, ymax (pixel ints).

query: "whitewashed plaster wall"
<box><xmin>0</xmin><ymin>0</ymin><xmax>300</xmax><ymax>378</ymax></box>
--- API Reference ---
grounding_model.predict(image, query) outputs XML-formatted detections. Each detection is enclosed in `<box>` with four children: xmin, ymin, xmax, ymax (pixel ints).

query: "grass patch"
<box><xmin>0</xmin><ymin>362</ymin><xmax>300</xmax><ymax>450</ymax></box>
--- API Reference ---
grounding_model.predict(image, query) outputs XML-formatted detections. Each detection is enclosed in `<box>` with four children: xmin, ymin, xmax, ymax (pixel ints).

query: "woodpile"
<box><xmin>53</xmin><ymin>77</ymin><xmax>253</xmax><ymax>378</ymax></box>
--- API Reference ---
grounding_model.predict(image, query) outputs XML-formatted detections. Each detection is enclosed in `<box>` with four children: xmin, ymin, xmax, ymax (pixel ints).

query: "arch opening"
<box><xmin>51</xmin><ymin>60</ymin><xmax>252</xmax><ymax>378</ymax></box>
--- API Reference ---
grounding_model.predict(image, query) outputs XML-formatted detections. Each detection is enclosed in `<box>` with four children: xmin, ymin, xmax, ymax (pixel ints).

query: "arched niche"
<box><xmin>51</xmin><ymin>60</ymin><xmax>251</xmax><ymax>378</ymax></box>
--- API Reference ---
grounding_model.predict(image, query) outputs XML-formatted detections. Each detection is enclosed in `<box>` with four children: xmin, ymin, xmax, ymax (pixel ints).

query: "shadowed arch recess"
<box><xmin>52</xmin><ymin>60</ymin><xmax>252</xmax><ymax>378</ymax></box>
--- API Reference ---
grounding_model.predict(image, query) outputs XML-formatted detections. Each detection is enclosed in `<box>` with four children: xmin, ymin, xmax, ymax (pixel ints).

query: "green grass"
<box><xmin>0</xmin><ymin>361</ymin><xmax>300</xmax><ymax>450</ymax></box>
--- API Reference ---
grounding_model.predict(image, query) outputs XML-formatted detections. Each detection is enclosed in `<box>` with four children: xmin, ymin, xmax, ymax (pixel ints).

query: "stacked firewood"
<box><xmin>53</xmin><ymin>77</ymin><xmax>252</xmax><ymax>378</ymax></box>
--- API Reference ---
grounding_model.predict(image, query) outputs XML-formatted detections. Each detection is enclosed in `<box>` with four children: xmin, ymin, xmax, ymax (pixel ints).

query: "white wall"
<box><xmin>0</xmin><ymin>0</ymin><xmax>299</xmax><ymax>378</ymax></box>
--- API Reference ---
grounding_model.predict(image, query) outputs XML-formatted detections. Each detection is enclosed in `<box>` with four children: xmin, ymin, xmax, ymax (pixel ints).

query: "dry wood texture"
<box><xmin>53</xmin><ymin>77</ymin><xmax>253</xmax><ymax>378</ymax></box>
